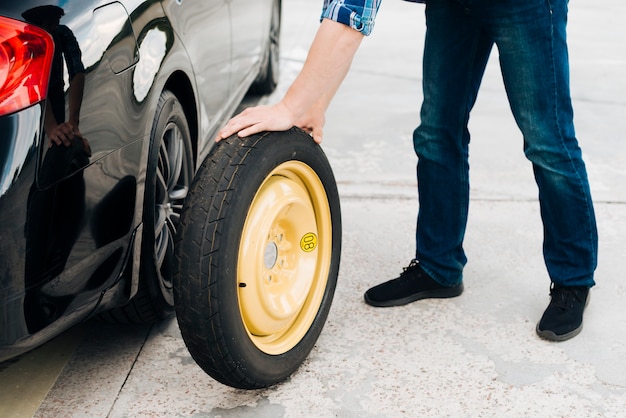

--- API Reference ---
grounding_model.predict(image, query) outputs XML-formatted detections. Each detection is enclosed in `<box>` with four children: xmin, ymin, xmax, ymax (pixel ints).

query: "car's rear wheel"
<box><xmin>174</xmin><ymin>128</ymin><xmax>341</xmax><ymax>389</ymax></box>
<box><xmin>102</xmin><ymin>90</ymin><xmax>192</xmax><ymax>323</ymax></box>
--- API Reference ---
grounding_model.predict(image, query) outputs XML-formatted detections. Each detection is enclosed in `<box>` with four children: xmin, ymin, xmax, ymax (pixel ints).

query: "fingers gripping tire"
<box><xmin>174</xmin><ymin>128</ymin><xmax>341</xmax><ymax>389</ymax></box>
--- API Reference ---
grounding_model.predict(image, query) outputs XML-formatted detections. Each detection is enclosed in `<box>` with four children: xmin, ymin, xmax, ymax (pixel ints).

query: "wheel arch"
<box><xmin>164</xmin><ymin>71</ymin><xmax>199</xmax><ymax>169</ymax></box>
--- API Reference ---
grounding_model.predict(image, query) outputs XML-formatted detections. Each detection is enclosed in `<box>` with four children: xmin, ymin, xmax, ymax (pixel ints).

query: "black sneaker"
<box><xmin>364</xmin><ymin>260</ymin><xmax>463</xmax><ymax>307</ymax></box>
<box><xmin>536</xmin><ymin>284</ymin><xmax>590</xmax><ymax>342</ymax></box>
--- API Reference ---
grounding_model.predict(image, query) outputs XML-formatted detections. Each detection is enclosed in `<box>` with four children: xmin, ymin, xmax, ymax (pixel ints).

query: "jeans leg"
<box><xmin>413</xmin><ymin>0</ymin><xmax>493</xmax><ymax>286</ymax></box>
<box><xmin>492</xmin><ymin>0</ymin><xmax>597</xmax><ymax>287</ymax></box>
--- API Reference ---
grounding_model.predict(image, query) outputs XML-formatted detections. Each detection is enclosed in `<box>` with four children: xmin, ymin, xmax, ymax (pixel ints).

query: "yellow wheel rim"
<box><xmin>237</xmin><ymin>161</ymin><xmax>332</xmax><ymax>355</ymax></box>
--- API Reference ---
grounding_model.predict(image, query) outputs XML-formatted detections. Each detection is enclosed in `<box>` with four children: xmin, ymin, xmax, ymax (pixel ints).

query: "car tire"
<box><xmin>249</xmin><ymin>0</ymin><xmax>281</xmax><ymax>95</ymax></box>
<box><xmin>174</xmin><ymin>128</ymin><xmax>341</xmax><ymax>389</ymax></box>
<box><xmin>102</xmin><ymin>90</ymin><xmax>193</xmax><ymax>323</ymax></box>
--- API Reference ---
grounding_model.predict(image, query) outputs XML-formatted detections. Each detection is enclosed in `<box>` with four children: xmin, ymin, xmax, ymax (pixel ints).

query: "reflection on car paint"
<box><xmin>92</xmin><ymin>3</ymin><xmax>138</xmax><ymax>74</ymax></box>
<box><xmin>0</xmin><ymin>107</ymin><xmax>41</xmax><ymax>196</ymax></box>
<box><xmin>133</xmin><ymin>27</ymin><xmax>168</xmax><ymax>102</ymax></box>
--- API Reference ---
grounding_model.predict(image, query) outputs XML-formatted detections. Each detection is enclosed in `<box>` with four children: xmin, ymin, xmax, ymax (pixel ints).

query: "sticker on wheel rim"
<box><xmin>300</xmin><ymin>233</ymin><xmax>317</xmax><ymax>252</ymax></box>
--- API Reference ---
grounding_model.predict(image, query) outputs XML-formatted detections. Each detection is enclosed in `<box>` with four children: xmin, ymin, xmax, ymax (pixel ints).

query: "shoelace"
<box><xmin>400</xmin><ymin>259</ymin><xmax>420</xmax><ymax>277</ymax></box>
<box><xmin>549</xmin><ymin>285</ymin><xmax>586</xmax><ymax>310</ymax></box>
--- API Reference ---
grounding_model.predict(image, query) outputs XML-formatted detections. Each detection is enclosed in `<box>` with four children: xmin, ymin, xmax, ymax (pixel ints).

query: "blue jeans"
<box><xmin>413</xmin><ymin>0</ymin><xmax>598</xmax><ymax>288</ymax></box>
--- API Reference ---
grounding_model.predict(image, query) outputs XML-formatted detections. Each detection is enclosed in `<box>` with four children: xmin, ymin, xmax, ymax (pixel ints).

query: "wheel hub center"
<box><xmin>264</xmin><ymin>241</ymin><xmax>278</xmax><ymax>269</ymax></box>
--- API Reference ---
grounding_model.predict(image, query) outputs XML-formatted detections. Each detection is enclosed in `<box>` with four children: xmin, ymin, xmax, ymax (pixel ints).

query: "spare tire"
<box><xmin>174</xmin><ymin>127</ymin><xmax>341</xmax><ymax>389</ymax></box>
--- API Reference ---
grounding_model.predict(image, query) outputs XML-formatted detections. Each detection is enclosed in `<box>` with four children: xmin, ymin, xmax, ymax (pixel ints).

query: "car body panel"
<box><xmin>0</xmin><ymin>0</ymin><xmax>275</xmax><ymax>361</ymax></box>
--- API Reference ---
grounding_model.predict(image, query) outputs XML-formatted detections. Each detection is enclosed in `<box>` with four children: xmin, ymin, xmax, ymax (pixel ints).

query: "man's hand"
<box><xmin>294</xmin><ymin>99</ymin><xmax>326</xmax><ymax>144</ymax></box>
<box><xmin>216</xmin><ymin>100</ymin><xmax>326</xmax><ymax>144</ymax></box>
<box><xmin>215</xmin><ymin>101</ymin><xmax>296</xmax><ymax>142</ymax></box>
<box><xmin>47</xmin><ymin>121</ymin><xmax>79</xmax><ymax>147</ymax></box>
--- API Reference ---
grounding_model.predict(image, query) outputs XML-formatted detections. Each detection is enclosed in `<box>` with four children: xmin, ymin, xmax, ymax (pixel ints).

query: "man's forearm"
<box><xmin>67</xmin><ymin>72</ymin><xmax>85</xmax><ymax>127</ymax></box>
<box><xmin>215</xmin><ymin>17</ymin><xmax>365</xmax><ymax>142</ymax></box>
<box><xmin>281</xmin><ymin>18</ymin><xmax>364</xmax><ymax>120</ymax></box>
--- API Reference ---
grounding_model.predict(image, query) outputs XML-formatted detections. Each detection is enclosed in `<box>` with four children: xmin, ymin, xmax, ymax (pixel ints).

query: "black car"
<box><xmin>1</xmin><ymin>0</ymin><xmax>342</xmax><ymax>389</ymax></box>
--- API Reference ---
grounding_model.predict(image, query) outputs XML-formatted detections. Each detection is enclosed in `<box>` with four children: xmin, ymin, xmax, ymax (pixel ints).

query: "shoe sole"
<box><xmin>535</xmin><ymin>324</ymin><xmax>583</xmax><ymax>342</ymax></box>
<box><xmin>363</xmin><ymin>283</ymin><xmax>464</xmax><ymax>308</ymax></box>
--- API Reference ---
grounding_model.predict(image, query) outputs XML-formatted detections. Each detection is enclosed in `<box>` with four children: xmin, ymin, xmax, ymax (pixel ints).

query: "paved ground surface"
<box><xmin>1</xmin><ymin>0</ymin><xmax>625</xmax><ymax>417</ymax></box>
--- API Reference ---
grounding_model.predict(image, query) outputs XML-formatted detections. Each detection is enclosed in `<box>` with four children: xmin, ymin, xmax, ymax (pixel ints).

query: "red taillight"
<box><xmin>0</xmin><ymin>16</ymin><xmax>54</xmax><ymax>117</ymax></box>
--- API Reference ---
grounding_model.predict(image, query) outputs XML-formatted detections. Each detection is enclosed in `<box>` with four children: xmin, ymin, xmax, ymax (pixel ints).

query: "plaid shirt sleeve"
<box><xmin>321</xmin><ymin>0</ymin><xmax>382</xmax><ymax>36</ymax></box>
<box><xmin>57</xmin><ymin>25</ymin><xmax>85</xmax><ymax>79</ymax></box>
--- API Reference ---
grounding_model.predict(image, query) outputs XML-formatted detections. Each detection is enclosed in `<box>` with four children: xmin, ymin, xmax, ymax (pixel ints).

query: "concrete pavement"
<box><xmin>2</xmin><ymin>0</ymin><xmax>626</xmax><ymax>416</ymax></box>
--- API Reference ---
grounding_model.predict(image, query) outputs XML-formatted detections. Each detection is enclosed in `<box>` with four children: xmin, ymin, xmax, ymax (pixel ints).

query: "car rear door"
<box><xmin>162</xmin><ymin>0</ymin><xmax>231</xmax><ymax>138</ymax></box>
<box><xmin>228</xmin><ymin>0</ymin><xmax>273</xmax><ymax>91</ymax></box>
